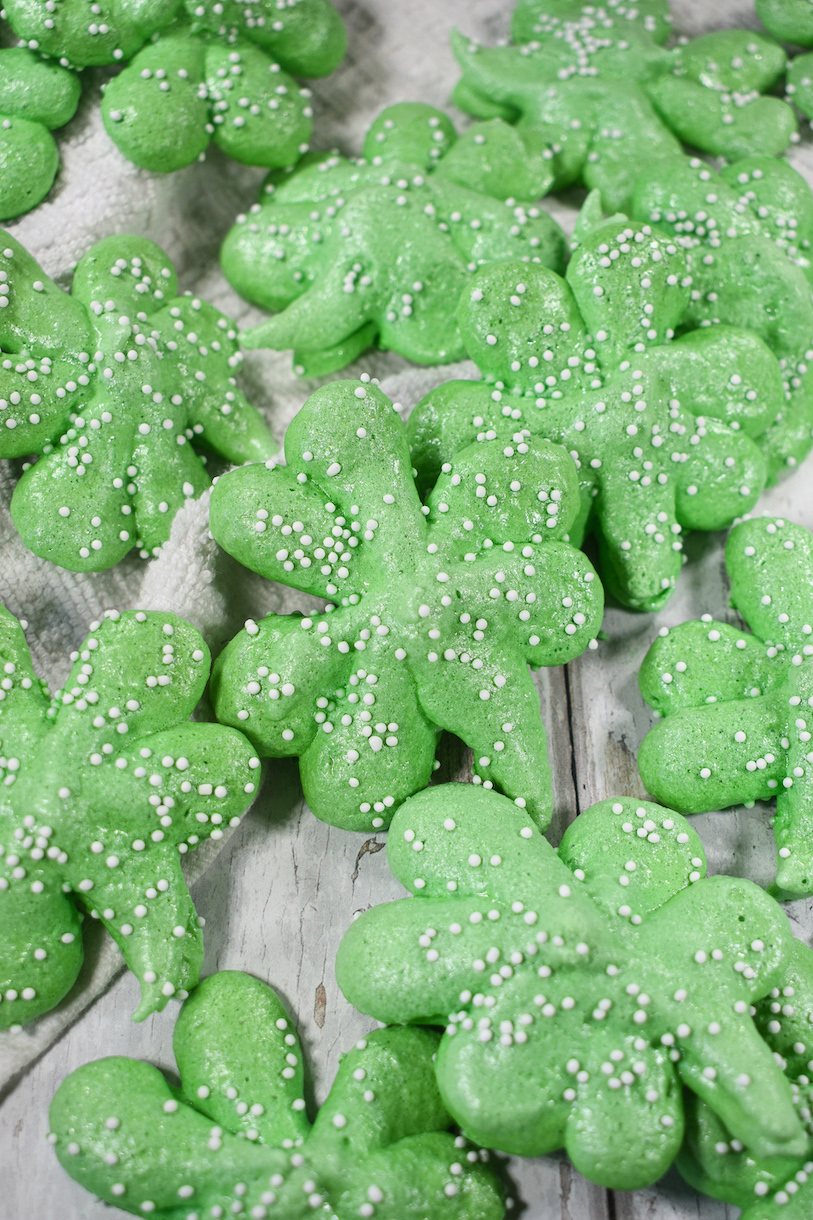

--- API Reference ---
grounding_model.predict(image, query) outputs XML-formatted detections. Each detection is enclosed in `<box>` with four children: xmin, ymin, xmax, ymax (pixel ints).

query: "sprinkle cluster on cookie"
<box><xmin>6</xmin><ymin>0</ymin><xmax>180</xmax><ymax>66</ymax></box>
<box><xmin>210</xmin><ymin>377</ymin><xmax>602</xmax><ymax>831</ymax></box>
<box><xmin>0</xmin><ymin>606</ymin><xmax>259</xmax><ymax>1027</ymax></box>
<box><xmin>48</xmin><ymin>970</ymin><xmax>505</xmax><ymax>1219</ymax></box>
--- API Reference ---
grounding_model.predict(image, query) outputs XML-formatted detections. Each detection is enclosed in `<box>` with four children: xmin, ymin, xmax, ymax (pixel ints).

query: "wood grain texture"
<box><xmin>612</xmin><ymin>1169</ymin><xmax>736</xmax><ymax>1220</ymax></box>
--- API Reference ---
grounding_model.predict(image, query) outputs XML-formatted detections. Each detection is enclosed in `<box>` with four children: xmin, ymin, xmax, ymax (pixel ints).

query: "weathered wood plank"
<box><xmin>613</xmin><ymin>1170</ymin><xmax>736</xmax><ymax>1220</ymax></box>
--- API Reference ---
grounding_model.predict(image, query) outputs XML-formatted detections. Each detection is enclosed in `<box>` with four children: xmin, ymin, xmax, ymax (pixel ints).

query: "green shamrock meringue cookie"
<box><xmin>0</xmin><ymin>230</ymin><xmax>276</xmax><ymax>571</ymax></box>
<box><xmin>0</xmin><ymin>48</ymin><xmax>81</xmax><ymax>219</ymax></box>
<box><xmin>408</xmin><ymin>201</ymin><xmax>772</xmax><ymax>612</ymax></box>
<box><xmin>209</xmin><ymin>377</ymin><xmax>602</xmax><ymax>832</ymax></box>
<box><xmin>510</xmin><ymin>0</ymin><xmax>673</xmax><ymax>46</ymax></box>
<box><xmin>337</xmin><ymin>785</ymin><xmax>806</xmax><ymax>1189</ymax></box>
<box><xmin>451</xmin><ymin>4</ymin><xmax>796</xmax><ymax>215</ymax></box>
<box><xmin>630</xmin><ymin>153</ymin><xmax>813</xmax><ymax>480</ymax></box>
<box><xmin>639</xmin><ymin>515</ymin><xmax>813</xmax><ymax>899</ymax></box>
<box><xmin>678</xmin><ymin>936</ymin><xmax>813</xmax><ymax>1219</ymax></box>
<box><xmin>49</xmin><ymin>970</ymin><xmax>505</xmax><ymax>1220</ymax></box>
<box><xmin>0</xmin><ymin>607</ymin><xmax>260</xmax><ymax>1029</ymax></box>
<box><xmin>221</xmin><ymin>101</ymin><xmax>566</xmax><ymax>375</ymax></box>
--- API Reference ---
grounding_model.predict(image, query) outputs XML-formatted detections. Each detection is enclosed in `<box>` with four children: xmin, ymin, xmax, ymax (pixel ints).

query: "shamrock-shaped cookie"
<box><xmin>100</xmin><ymin>0</ymin><xmax>346</xmax><ymax>174</ymax></box>
<box><xmin>49</xmin><ymin>970</ymin><xmax>505</xmax><ymax>1219</ymax></box>
<box><xmin>0</xmin><ymin>606</ymin><xmax>259</xmax><ymax>1028</ymax></box>
<box><xmin>0</xmin><ymin>48</ymin><xmax>80</xmax><ymax>219</ymax></box>
<box><xmin>679</xmin><ymin>935</ymin><xmax>813</xmax><ymax>1219</ymax></box>
<box><xmin>407</xmin><ymin>202</ymin><xmax>774</xmax><ymax>611</ymax></box>
<box><xmin>630</xmin><ymin>153</ymin><xmax>813</xmax><ymax>479</ymax></box>
<box><xmin>210</xmin><ymin>378</ymin><xmax>602</xmax><ymax>832</ymax></box>
<box><xmin>0</xmin><ymin>230</ymin><xmax>276</xmax><ymax>571</ymax></box>
<box><xmin>337</xmin><ymin>785</ymin><xmax>806</xmax><ymax>1189</ymax></box>
<box><xmin>221</xmin><ymin>101</ymin><xmax>567</xmax><ymax>375</ymax></box>
<box><xmin>452</xmin><ymin>4</ymin><xmax>796</xmax><ymax>213</ymax></box>
<box><xmin>639</xmin><ymin>515</ymin><xmax>813</xmax><ymax>899</ymax></box>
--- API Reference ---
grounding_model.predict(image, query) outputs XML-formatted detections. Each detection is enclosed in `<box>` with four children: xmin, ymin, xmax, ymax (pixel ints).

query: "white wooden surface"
<box><xmin>0</xmin><ymin>1</ymin><xmax>810</xmax><ymax>1217</ymax></box>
